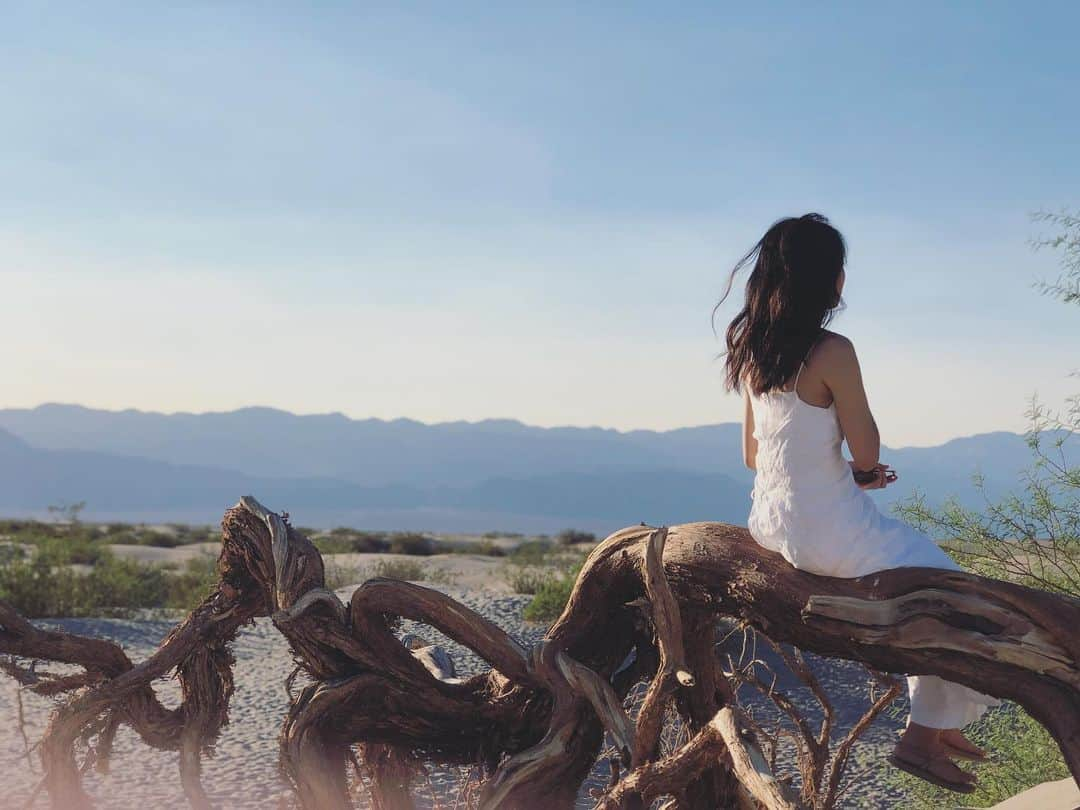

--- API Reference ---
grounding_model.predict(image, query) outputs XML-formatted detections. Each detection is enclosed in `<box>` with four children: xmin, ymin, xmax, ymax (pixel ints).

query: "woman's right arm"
<box><xmin>742</xmin><ymin>385</ymin><xmax>758</xmax><ymax>471</ymax></box>
<box><xmin>819</xmin><ymin>335</ymin><xmax>880</xmax><ymax>471</ymax></box>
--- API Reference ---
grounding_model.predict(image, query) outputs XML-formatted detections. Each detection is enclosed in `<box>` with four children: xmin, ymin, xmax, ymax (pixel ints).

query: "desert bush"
<box><xmin>510</xmin><ymin>539</ymin><xmax>554</xmax><ymax>565</ymax></box>
<box><xmin>4</xmin><ymin>519</ymin><xmax>215</xmax><ymax>551</ymax></box>
<box><xmin>1</xmin><ymin>520</ymin><xmax>69</xmax><ymax>544</ymax></box>
<box><xmin>360</xmin><ymin>558</ymin><xmax>456</xmax><ymax>585</ymax></box>
<box><xmin>314</xmin><ymin>536</ymin><xmax>365</xmax><ymax>555</ymax></box>
<box><xmin>89</xmin><ymin>556</ymin><xmax>170</xmax><ymax>612</ymax></box>
<box><xmin>42</xmin><ymin>537</ymin><xmax>110</xmax><ymax>566</ymax></box>
<box><xmin>0</xmin><ymin>540</ymin><xmax>221</xmax><ymax>617</ymax></box>
<box><xmin>314</xmin><ymin>529</ymin><xmax>389</xmax><ymax>554</ymax></box>
<box><xmin>102</xmin><ymin>530</ymin><xmax>140</xmax><ymax>545</ymax></box>
<box><xmin>352</xmin><ymin>533</ymin><xmax>391</xmax><ymax>552</ymax></box>
<box><xmin>503</xmin><ymin>566</ymin><xmax>553</xmax><ymax>595</ymax></box>
<box><xmin>313</xmin><ymin>536</ymin><xmax>351</xmax><ymax>555</ymax></box>
<box><xmin>556</xmin><ymin>528</ymin><xmax>596</xmax><ymax>546</ymax></box>
<box><xmin>387</xmin><ymin>532</ymin><xmax>441</xmax><ymax>556</ymax></box>
<box><xmin>0</xmin><ymin>548</ymin><xmax>81</xmax><ymax>617</ymax></box>
<box><xmin>333</xmin><ymin>528</ymin><xmax>391</xmax><ymax>551</ymax></box>
<box><xmin>164</xmin><ymin>555</ymin><xmax>219</xmax><ymax>609</ymax></box>
<box><xmin>522</xmin><ymin>563</ymin><xmax>582</xmax><ymax>622</ymax></box>
<box><xmin>449</xmin><ymin>539</ymin><xmax>506</xmax><ymax>557</ymax></box>
<box><xmin>0</xmin><ymin>544</ymin><xmax>25</xmax><ymax>565</ymax></box>
<box><xmin>143</xmin><ymin>533</ymin><xmax>185</xmax><ymax>548</ymax></box>
<box><xmin>0</xmin><ymin>544</ymin><xmax>169</xmax><ymax>618</ymax></box>
<box><xmin>368</xmin><ymin>558</ymin><xmax>429</xmax><ymax>581</ymax></box>
<box><xmin>0</xmin><ymin>519</ymin><xmax>33</xmax><ymax>535</ymax></box>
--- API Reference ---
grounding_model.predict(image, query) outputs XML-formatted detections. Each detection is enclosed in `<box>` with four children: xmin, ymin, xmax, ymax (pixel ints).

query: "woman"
<box><xmin>720</xmin><ymin>213</ymin><xmax>996</xmax><ymax>793</ymax></box>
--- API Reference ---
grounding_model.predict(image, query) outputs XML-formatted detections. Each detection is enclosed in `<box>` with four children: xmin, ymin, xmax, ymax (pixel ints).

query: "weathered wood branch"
<box><xmin>1</xmin><ymin>504</ymin><xmax>1078</xmax><ymax>810</ymax></box>
<box><xmin>822</xmin><ymin>673</ymin><xmax>902</xmax><ymax>809</ymax></box>
<box><xmin>597</xmin><ymin>705</ymin><xmax>800</xmax><ymax>810</ymax></box>
<box><xmin>633</xmin><ymin>527</ymin><xmax>694</xmax><ymax>770</ymax></box>
<box><xmin>713</xmin><ymin>707</ymin><xmax>801</xmax><ymax>810</ymax></box>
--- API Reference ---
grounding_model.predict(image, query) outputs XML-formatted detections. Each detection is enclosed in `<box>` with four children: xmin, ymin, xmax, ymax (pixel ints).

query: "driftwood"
<box><xmin>1</xmin><ymin>496</ymin><xmax>1078</xmax><ymax>809</ymax></box>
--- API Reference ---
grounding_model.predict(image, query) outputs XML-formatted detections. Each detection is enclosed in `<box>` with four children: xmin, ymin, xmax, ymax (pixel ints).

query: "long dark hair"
<box><xmin>717</xmin><ymin>213</ymin><xmax>846</xmax><ymax>394</ymax></box>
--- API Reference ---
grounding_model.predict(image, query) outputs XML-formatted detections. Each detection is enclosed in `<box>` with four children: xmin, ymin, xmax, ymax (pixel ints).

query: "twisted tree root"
<box><xmin>1</xmin><ymin>503</ymin><xmax>1078</xmax><ymax>810</ymax></box>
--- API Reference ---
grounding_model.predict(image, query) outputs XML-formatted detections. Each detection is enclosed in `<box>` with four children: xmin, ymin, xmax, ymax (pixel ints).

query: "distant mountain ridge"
<box><xmin>0</xmin><ymin>404</ymin><xmax>744</xmax><ymax>488</ymax></box>
<box><xmin>0</xmin><ymin>404</ymin><xmax>1058</xmax><ymax>534</ymax></box>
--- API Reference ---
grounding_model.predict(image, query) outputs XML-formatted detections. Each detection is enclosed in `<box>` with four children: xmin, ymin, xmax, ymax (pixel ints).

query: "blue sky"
<box><xmin>2</xmin><ymin>2</ymin><xmax>1077</xmax><ymax>446</ymax></box>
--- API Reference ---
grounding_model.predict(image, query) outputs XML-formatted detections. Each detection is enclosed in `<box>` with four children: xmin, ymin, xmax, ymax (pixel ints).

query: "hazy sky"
<box><xmin>2</xmin><ymin>2</ymin><xmax>1078</xmax><ymax>447</ymax></box>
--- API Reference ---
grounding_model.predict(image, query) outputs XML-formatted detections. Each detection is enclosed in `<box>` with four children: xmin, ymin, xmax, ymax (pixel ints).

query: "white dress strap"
<box><xmin>793</xmin><ymin>336</ymin><xmax>822</xmax><ymax>393</ymax></box>
<box><xmin>792</xmin><ymin>362</ymin><xmax>807</xmax><ymax>393</ymax></box>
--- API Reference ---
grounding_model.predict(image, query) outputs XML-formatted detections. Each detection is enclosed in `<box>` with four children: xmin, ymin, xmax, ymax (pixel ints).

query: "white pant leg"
<box><xmin>908</xmin><ymin>674</ymin><xmax>996</xmax><ymax>729</ymax></box>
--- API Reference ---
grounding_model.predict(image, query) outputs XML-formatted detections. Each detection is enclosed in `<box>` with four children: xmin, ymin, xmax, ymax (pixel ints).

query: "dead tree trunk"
<box><xmin>1</xmin><ymin>498</ymin><xmax>1077</xmax><ymax>810</ymax></box>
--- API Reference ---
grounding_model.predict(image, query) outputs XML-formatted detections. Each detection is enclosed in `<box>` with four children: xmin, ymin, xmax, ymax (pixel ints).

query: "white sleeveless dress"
<box><xmin>746</xmin><ymin>372</ymin><xmax>996</xmax><ymax>729</ymax></box>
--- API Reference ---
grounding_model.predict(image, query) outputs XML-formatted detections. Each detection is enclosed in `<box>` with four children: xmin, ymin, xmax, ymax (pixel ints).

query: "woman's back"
<box><xmin>748</xmin><ymin>370</ymin><xmax>850</xmax><ymax>487</ymax></box>
<box><xmin>745</xmin><ymin>362</ymin><xmax>872</xmax><ymax>573</ymax></box>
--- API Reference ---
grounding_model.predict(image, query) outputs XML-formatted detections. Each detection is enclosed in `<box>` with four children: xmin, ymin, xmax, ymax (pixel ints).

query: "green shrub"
<box><xmin>103</xmin><ymin>530</ymin><xmax>140</xmax><ymax>545</ymax></box>
<box><xmin>315</xmin><ymin>536</ymin><xmax>357</xmax><ymax>555</ymax></box>
<box><xmin>0</xmin><ymin>550</ymin><xmax>79</xmax><ymax>617</ymax></box>
<box><xmin>523</xmin><ymin>564</ymin><xmax>582</xmax><ymax>622</ymax></box>
<box><xmin>323</xmin><ymin>528</ymin><xmax>389</xmax><ymax>549</ymax></box>
<box><xmin>360</xmin><ymin>558</ymin><xmax>456</xmax><ymax>585</ymax></box>
<box><xmin>449</xmin><ymin>540</ymin><xmax>506</xmax><ymax>557</ymax></box>
<box><xmin>0</xmin><ymin>520</ymin><xmax>63</xmax><ymax>543</ymax></box>
<box><xmin>503</xmin><ymin>566</ymin><xmax>554</xmax><ymax>595</ymax></box>
<box><xmin>556</xmin><ymin>528</ymin><xmax>596</xmax><ymax>546</ymax></box>
<box><xmin>0</xmin><ymin>545</ymin><xmax>170</xmax><ymax>617</ymax></box>
<box><xmin>0</xmin><ymin>544</ymin><xmax>25</xmax><ymax>565</ymax></box>
<box><xmin>165</xmin><ymin>555</ymin><xmax>219</xmax><ymax>609</ymax></box>
<box><xmin>510</xmin><ymin>540</ymin><xmax>554</xmax><ymax>565</ymax></box>
<box><xmin>314</xmin><ymin>531</ymin><xmax>390</xmax><ymax>554</ymax></box>
<box><xmin>388</xmin><ymin>533</ymin><xmax>440</xmax><ymax>556</ymax></box>
<box><xmin>36</xmin><ymin>537</ymin><xmax>109</xmax><ymax>566</ymax></box>
<box><xmin>144</xmin><ymin>533</ymin><xmax>184</xmax><ymax>548</ymax></box>
<box><xmin>350</xmin><ymin>532</ymin><xmax>391</xmax><ymax>553</ymax></box>
<box><xmin>368</xmin><ymin>558</ymin><xmax>429</xmax><ymax>581</ymax></box>
<box><xmin>0</xmin><ymin>542</ymin><xmax>219</xmax><ymax>617</ymax></box>
<box><xmin>89</xmin><ymin>556</ymin><xmax>169</xmax><ymax>611</ymax></box>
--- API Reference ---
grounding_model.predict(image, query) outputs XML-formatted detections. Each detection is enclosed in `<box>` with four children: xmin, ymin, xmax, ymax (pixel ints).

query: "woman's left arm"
<box><xmin>742</xmin><ymin>386</ymin><xmax>758</xmax><ymax>470</ymax></box>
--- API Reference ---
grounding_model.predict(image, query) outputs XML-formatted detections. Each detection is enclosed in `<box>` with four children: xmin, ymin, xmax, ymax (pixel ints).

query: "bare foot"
<box><xmin>939</xmin><ymin>729</ymin><xmax>988</xmax><ymax>761</ymax></box>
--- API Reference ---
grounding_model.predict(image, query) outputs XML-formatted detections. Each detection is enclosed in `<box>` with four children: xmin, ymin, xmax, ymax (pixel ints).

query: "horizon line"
<box><xmin>1</xmin><ymin>401</ymin><xmax>1037</xmax><ymax>451</ymax></box>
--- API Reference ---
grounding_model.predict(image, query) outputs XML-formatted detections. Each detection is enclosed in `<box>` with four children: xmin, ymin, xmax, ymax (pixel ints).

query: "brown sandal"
<box><xmin>888</xmin><ymin>751</ymin><xmax>977</xmax><ymax>794</ymax></box>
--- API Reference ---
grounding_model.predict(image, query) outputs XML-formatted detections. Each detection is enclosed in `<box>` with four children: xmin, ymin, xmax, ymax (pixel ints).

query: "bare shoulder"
<box><xmin>812</xmin><ymin>331</ymin><xmax>859</xmax><ymax>374</ymax></box>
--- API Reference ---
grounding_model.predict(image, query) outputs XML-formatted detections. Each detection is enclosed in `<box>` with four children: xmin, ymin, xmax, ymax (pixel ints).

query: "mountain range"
<box><xmin>0</xmin><ymin>404</ymin><xmax>1052</xmax><ymax>535</ymax></box>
